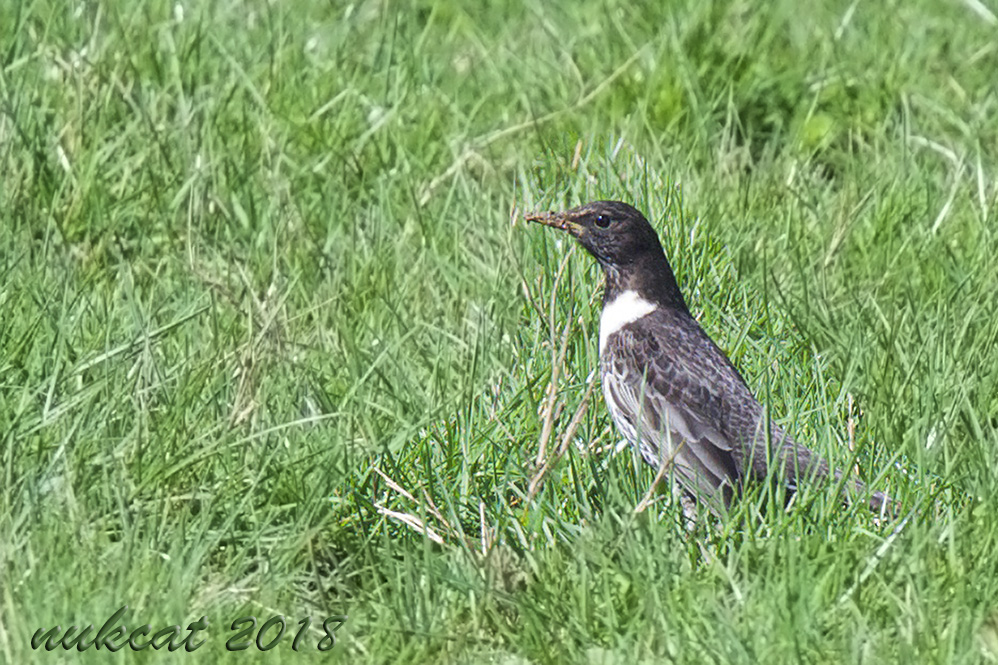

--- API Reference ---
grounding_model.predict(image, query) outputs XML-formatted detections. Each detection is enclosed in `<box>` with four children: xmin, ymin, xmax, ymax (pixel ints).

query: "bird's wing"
<box><xmin>603</xmin><ymin>308</ymin><xmax>888</xmax><ymax>512</ymax></box>
<box><xmin>601</xmin><ymin>311</ymin><xmax>750</xmax><ymax>508</ymax></box>
<box><xmin>608</xmin><ymin>307</ymin><xmax>844</xmax><ymax>486</ymax></box>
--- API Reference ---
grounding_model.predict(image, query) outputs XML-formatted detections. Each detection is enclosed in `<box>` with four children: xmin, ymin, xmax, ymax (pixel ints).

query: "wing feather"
<box><xmin>600</xmin><ymin>307</ymin><xmax>829</xmax><ymax>509</ymax></box>
<box><xmin>600</xmin><ymin>306</ymin><xmax>887</xmax><ymax>513</ymax></box>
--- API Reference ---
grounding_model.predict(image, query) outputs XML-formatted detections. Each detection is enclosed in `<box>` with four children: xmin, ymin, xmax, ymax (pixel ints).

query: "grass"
<box><xmin>2</xmin><ymin>0</ymin><xmax>997</xmax><ymax>662</ymax></box>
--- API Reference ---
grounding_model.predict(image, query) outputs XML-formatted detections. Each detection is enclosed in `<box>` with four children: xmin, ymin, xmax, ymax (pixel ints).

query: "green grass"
<box><xmin>2</xmin><ymin>0</ymin><xmax>997</xmax><ymax>662</ymax></box>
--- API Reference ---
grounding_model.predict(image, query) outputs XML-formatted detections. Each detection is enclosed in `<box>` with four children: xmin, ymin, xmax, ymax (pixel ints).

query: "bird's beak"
<box><xmin>524</xmin><ymin>210</ymin><xmax>583</xmax><ymax>237</ymax></box>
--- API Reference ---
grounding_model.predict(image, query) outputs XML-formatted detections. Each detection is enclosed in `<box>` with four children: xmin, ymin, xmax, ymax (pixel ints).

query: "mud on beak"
<box><xmin>524</xmin><ymin>210</ymin><xmax>583</xmax><ymax>237</ymax></box>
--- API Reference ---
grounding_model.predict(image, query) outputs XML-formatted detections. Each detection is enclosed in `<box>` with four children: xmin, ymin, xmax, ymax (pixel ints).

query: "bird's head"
<box><xmin>525</xmin><ymin>200</ymin><xmax>662</xmax><ymax>269</ymax></box>
<box><xmin>526</xmin><ymin>200</ymin><xmax>688</xmax><ymax>310</ymax></box>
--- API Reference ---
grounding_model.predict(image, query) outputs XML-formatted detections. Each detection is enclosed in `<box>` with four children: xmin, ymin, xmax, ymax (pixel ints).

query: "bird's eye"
<box><xmin>594</xmin><ymin>215</ymin><xmax>611</xmax><ymax>229</ymax></box>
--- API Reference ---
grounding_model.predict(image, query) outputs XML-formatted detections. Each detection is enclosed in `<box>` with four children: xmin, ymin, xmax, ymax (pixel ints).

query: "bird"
<box><xmin>526</xmin><ymin>200</ymin><xmax>887</xmax><ymax>515</ymax></box>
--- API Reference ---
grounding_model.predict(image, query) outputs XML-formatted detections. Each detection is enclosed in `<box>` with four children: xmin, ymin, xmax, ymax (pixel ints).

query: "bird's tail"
<box><xmin>761</xmin><ymin>423</ymin><xmax>892</xmax><ymax>515</ymax></box>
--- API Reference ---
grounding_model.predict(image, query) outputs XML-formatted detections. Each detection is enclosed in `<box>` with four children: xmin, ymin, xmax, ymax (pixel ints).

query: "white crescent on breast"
<box><xmin>599</xmin><ymin>290</ymin><xmax>658</xmax><ymax>354</ymax></box>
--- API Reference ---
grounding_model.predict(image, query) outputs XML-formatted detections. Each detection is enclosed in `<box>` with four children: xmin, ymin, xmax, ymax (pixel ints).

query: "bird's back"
<box><xmin>600</xmin><ymin>306</ymin><xmax>841</xmax><ymax>508</ymax></box>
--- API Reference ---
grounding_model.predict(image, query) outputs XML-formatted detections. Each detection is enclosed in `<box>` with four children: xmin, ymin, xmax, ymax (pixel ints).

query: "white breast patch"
<box><xmin>599</xmin><ymin>290</ymin><xmax>658</xmax><ymax>354</ymax></box>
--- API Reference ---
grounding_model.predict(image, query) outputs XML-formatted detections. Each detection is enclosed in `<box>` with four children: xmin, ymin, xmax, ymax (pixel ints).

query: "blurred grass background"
<box><xmin>1</xmin><ymin>0</ymin><xmax>997</xmax><ymax>662</ymax></box>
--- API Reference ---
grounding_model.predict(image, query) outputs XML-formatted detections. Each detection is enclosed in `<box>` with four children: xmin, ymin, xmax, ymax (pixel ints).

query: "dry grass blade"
<box><xmin>634</xmin><ymin>436</ymin><xmax>687</xmax><ymax>514</ymax></box>
<box><xmin>374</xmin><ymin>505</ymin><xmax>446</xmax><ymax>546</ymax></box>
<box><xmin>534</xmin><ymin>247</ymin><xmax>577</xmax><ymax>468</ymax></box>
<box><xmin>528</xmin><ymin>375</ymin><xmax>598</xmax><ymax>500</ymax></box>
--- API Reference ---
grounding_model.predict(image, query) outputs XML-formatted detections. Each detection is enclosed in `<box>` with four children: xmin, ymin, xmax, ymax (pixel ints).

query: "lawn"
<box><xmin>2</xmin><ymin>0</ymin><xmax>997</xmax><ymax>662</ymax></box>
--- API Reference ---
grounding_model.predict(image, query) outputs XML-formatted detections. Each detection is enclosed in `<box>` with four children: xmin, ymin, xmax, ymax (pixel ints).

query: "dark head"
<box><xmin>526</xmin><ymin>200</ymin><xmax>688</xmax><ymax>310</ymax></box>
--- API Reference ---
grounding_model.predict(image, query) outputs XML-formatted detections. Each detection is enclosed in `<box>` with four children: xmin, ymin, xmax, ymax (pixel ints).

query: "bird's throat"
<box><xmin>600</xmin><ymin>251</ymin><xmax>689</xmax><ymax>315</ymax></box>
